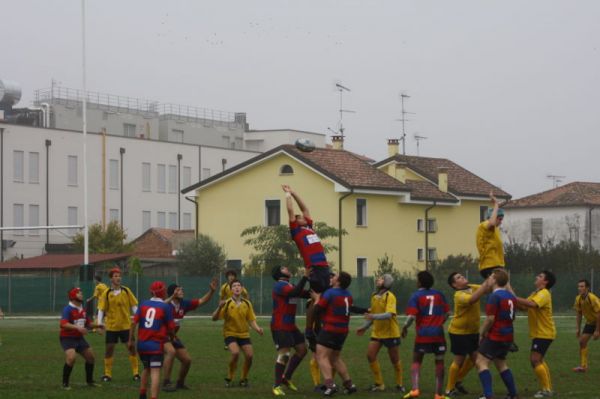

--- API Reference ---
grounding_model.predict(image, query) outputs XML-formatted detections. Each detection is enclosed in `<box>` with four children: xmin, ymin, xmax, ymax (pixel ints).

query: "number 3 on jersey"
<box><xmin>144</xmin><ymin>307</ymin><xmax>156</xmax><ymax>328</ymax></box>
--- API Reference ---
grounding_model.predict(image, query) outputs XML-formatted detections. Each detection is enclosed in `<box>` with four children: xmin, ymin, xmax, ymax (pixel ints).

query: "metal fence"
<box><xmin>0</xmin><ymin>270</ymin><xmax>596</xmax><ymax>316</ymax></box>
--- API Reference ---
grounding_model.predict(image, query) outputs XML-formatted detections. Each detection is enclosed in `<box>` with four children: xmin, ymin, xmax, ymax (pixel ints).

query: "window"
<box><xmin>569</xmin><ymin>226</ymin><xmax>579</xmax><ymax>242</ymax></box>
<box><xmin>531</xmin><ymin>218</ymin><xmax>543</xmax><ymax>243</ymax></box>
<box><xmin>142</xmin><ymin>211</ymin><xmax>151</xmax><ymax>231</ymax></box>
<box><xmin>13</xmin><ymin>204</ymin><xmax>24</xmax><ymax>236</ymax></box>
<box><xmin>68</xmin><ymin>206</ymin><xmax>78</xmax><ymax>235</ymax></box>
<box><xmin>102</xmin><ymin>111</ymin><xmax>109</xmax><ymax>120</ymax></box>
<box><xmin>168</xmin><ymin>212</ymin><xmax>177</xmax><ymax>229</ymax></box>
<box><xmin>356</xmin><ymin>198</ymin><xmax>367</xmax><ymax>226</ymax></box>
<box><xmin>357</xmin><ymin>258</ymin><xmax>367</xmax><ymax>278</ymax></box>
<box><xmin>417</xmin><ymin>219</ymin><xmax>425</xmax><ymax>232</ymax></box>
<box><xmin>265</xmin><ymin>200</ymin><xmax>280</xmax><ymax>226</ymax></box>
<box><xmin>417</xmin><ymin>248</ymin><xmax>424</xmax><ymax>262</ymax></box>
<box><xmin>157</xmin><ymin>164</ymin><xmax>166</xmax><ymax>193</ymax></box>
<box><xmin>480</xmin><ymin>206</ymin><xmax>489</xmax><ymax>222</ymax></box>
<box><xmin>157</xmin><ymin>212</ymin><xmax>166</xmax><ymax>228</ymax></box>
<box><xmin>428</xmin><ymin>248</ymin><xmax>438</xmax><ymax>261</ymax></box>
<box><xmin>28</xmin><ymin>204</ymin><xmax>39</xmax><ymax>236</ymax></box>
<box><xmin>109</xmin><ymin>159</ymin><xmax>119</xmax><ymax>190</ymax></box>
<box><xmin>109</xmin><ymin>209</ymin><xmax>119</xmax><ymax>223</ymax></box>
<box><xmin>13</xmin><ymin>150</ymin><xmax>24</xmax><ymax>182</ymax></box>
<box><xmin>123</xmin><ymin>123</ymin><xmax>136</xmax><ymax>137</ymax></box>
<box><xmin>168</xmin><ymin>165</ymin><xmax>177</xmax><ymax>193</ymax></box>
<box><xmin>172</xmin><ymin>129</ymin><xmax>184</xmax><ymax>143</ymax></box>
<box><xmin>280</xmin><ymin>164</ymin><xmax>294</xmax><ymax>175</ymax></box>
<box><xmin>183</xmin><ymin>166</ymin><xmax>191</xmax><ymax>188</ymax></box>
<box><xmin>67</xmin><ymin>155</ymin><xmax>78</xmax><ymax>186</ymax></box>
<box><xmin>142</xmin><ymin>163</ymin><xmax>151</xmax><ymax>191</ymax></box>
<box><xmin>222</xmin><ymin>135</ymin><xmax>230</xmax><ymax>147</ymax></box>
<box><xmin>427</xmin><ymin>218</ymin><xmax>437</xmax><ymax>233</ymax></box>
<box><xmin>202</xmin><ymin>168</ymin><xmax>211</xmax><ymax>180</ymax></box>
<box><xmin>29</xmin><ymin>152</ymin><xmax>39</xmax><ymax>183</ymax></box>
<box><xmin>183</xmin><ymin>213</ymin><xmax>192</xmax><ymax>229</ymax></box>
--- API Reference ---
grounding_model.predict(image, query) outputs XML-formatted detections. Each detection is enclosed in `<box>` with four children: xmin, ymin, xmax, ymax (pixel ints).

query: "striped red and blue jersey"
<box><xmin>271</xmin><ymin>280</ymin><xmax>308</xmax><ymax>331</ymax></box>
<box><xmin>406</xmin><ymin>289</ymin><xmax>449</xmax><ymax>343</ymax></box>
<box><xmin>290</xmin><ymin>217</ymin><xmax>328</xmax><ymax>268</ymax></box>
<box><xmin>171</xmin><ymin>299</ymin><xmax>200</xmax><ymax>332</ymax></box>
<box><xmin>133</xmin><ymin>299</ymin><xmax>176</xmax><ymax>355</ymax></box>
<box><xmin>60</xmin><ymin>302</ymin><xmax>91</xmax><ymax>338</ymax></box>
<box><xmin>486</xmin><ymin>289</ymin><xmax>516</xmax><ymax>342</ymax></box>
<box><xmin>317</xmin><ymin>287</ymin><xmax>353</xmax><ymax>334</ymax></box>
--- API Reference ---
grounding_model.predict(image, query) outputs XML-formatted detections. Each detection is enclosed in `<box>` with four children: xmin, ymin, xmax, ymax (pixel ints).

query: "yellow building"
<box><xmin>182</xmin><ymin>138</ymin><xmax>510</xmax><ymax>276</ymax></box>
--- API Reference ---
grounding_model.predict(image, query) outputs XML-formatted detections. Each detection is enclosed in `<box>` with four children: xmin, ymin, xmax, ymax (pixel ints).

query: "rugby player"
<box><xmin>573</xmin><ymin>279</ymin><xmax>600</xmax><ymax>372</ymax></box>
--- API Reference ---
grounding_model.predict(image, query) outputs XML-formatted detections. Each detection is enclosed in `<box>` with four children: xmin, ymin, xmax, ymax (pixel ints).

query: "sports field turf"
<box><xmin>0</xmin><ymin>316</ymin><xmax>599</xmax><ymax>398</ymax></box>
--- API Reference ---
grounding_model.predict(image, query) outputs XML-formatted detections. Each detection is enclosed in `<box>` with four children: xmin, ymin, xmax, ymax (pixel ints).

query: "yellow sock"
<box><xmin>241</xmin><ymin>358</ymin><xmax>251</xmax><ymax>380</ymax></box>
<box><xmin>104</xmin><ymin>357</ymin><xmax>114</xmax><ymax>377</ymax></box>
<box><xmin>393</xmin><ymin>361</ymin><xmax>403</xmax><ymax>386</ymax></box>
<box><xmin>128</xmin><ymin>355</ymin><xmax>139</xmax><ymax>376</ymax></box>
<box><xmin>457</xmin><ymin>357</ymin><xmax>474</xmax><ymax>381</ymax></box>
<box><xmin>227</xmin><ymin>358</ymin><xmax>238</xmax><ymax>380</ymax></box>
<box><xmin>446</xmin><ymin>361</ymin><xmax>460</xmax><ymax>392</ymax></box>
<box><xmin>534</xmin><ymin>364</ymin><xmax>550</xmax><ymax>391</ymax></box>
<box><xmin>369</xmin><ymin>361</ymin><xmax>384</xmax><ymax>386</ymax></box>
<box><xmin>310</xmin><ymin>358</ymin><xmax>321</xmax><ymax>386</ymax></box>
<box><xmin>581</xmin><ymin>347</ymin><xmax>589</xmax><ymax>368</ymax></box>
<box><xmin>542</xmin><ymin>361</ymin><xmax>552</xmax><ymax>391</ymax></box>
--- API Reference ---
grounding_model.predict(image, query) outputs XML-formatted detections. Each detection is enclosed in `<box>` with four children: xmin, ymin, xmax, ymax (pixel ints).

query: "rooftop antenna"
<box><xmin>395</xmin><ymin>92</ymin><xmax>415</xmax><ymax>155</ymax></box>
<box><xmin>546</xmin><ymin>174</ymin><xmax>565</xmax><ymax>188</ymax></box>
<box><xmin>332</xmin><ymin>81</ymin><xmax>355</xmax><ymax>139</ymax></box>
<box><xmin>414</xmin><ymin>133</ymin><xmax>428</xmax><ymax>156</ymax></box>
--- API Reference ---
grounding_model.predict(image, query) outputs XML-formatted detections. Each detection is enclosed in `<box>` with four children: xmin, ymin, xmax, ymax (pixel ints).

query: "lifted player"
<box><xmin>476</xmin><ymin>192</ymin><xmax>506</xmax><ymax>279</ymax></box>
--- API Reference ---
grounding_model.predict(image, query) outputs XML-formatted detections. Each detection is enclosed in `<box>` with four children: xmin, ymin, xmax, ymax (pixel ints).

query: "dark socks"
<box><xmin>284</xmin><ymin>354</ymin><xmax>303</xmax><ymax>381</ymax></box>
<box><xmin>85</xmin><ymin>362</ymin><xmax>94</xmax><ymax>383</ymax></box>
<box><xmin>274</xmin><ymin>362</ymin><xmax>286</xmax><ymax>386</ymax></box>
<box><xmin>62</xmin><ymin>363</ymin><xmax>73</xmax><ymax>386</ymax></box>
<box><xmin>500</xmin><ymin>369</ymin><xmax>517</xmax><ymax>397</ymax></box>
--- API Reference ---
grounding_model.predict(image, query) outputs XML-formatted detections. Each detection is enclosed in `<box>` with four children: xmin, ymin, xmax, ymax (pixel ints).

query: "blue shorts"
<box><xmin>224</xmin><ymin>336</ymin><xmax>251</xmax><ymax>347</ymax></box>
<box><xmin>171</xmin><ymin>337</ymin><xmax>185</xmax><ymax>350</ymax></box>
<box><xmin>60</xmin><ymin>337</ymin><xmax>90</xmax><ymax>353</ymax></box>
<box><xmin>139</xmin><ymin>353</ymin><xmax>164</xmax><ymax>369</ymax></box>
<box><xmin>271</xmin><ymin>329</ymin><xmax>305</xmax><ymax>350</ymax></box>
<box><xmin>478</xmin><ymin>338</ymin><xmax>511</xmax><ymax>360</ymax></box>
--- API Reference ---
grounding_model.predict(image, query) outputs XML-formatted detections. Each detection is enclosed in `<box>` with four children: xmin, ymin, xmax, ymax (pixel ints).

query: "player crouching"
<box><xmin>60</xmin><ymin>287</ymin><xmax>104</xmax><ymax>389</ymax></box>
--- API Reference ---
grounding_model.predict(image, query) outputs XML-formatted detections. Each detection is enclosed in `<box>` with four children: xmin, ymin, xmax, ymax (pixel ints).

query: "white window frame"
<box><xmin>142</xmin><ymin>162</ymin><xmax>151</xmax><ymax>192</ymax></box>
<box><xmin>109</xmin><ymin>159</ymin><xmax>119</xmax><ymax>190</ymax></box>
<box><xmin>172</xmin><ymin>129</ymin><xmax>184</xmax><ymax>143</ymax></box>
<box><xmin>168</xmin><ymin>212</ymin><xmax>178</xmax><ymax>229</ymax></box>
<box><xmin>28</xmin><ymin>204</ymin><xmax>40</xmax><ymax>236</ymax></box>
<box><xmin>157</xmin><ymin>164</ymin><xmax>166</xmax><ymax>193</ymax></box>
<box><xmin>109</xmin><ymin>209</ymin><xmax>120</xmax><ymax>223</ymax></box>
<box><xmin>356</xmin><ymin>198</ymin><xmax>367</xmax><ymax>226</ymax></box>
<box><xmin>417</xmin><ymin>248</ymin><xmax>424</xmax><ymax>262</ymax></box>
<box><xmin>417</xmin><ymin>219</ymin><xmax>425</xmax><ymax>232</ymax></box>
<box><xmin>67</xmin><ymin>155</ymin><xmax>78</xmax><ymax>186</ymax></box>
<box><xmin>13</xmin><ymin>204</ymin><xmax>24</xmax><ymax>236</ymax></box>
<box><xmin>29</xmin><ymin>152</ymin><xmax>40</xmax><ymax>184</ymax></box>
<box><xmin>142</xmin><ymin>210</ymin><xmax>151</xmax><ymax>231</ymax></box>
<box><xmin>265</xmin><ymin>199</ymin><xmax>281</xmax><ymax>226</ymax></box>
<box><xmin>68</xmin><ymin>206</ymin><xmax>78</xmax><ymax>235</ymax></box>
<box><xmin>427</xmin><ymin>218</ymin><xmax>437</xmax><ymax>233</ymax></box>
<box><xmin>157</xmin><ymin>211</ymin><xmax>166</xmax><ymax>228</ymax></box>
<box><xmin>13</xmin><ymin>150</ymin><xmax>24</xmax><ymax>183</ymax></box>
<box><xmin>123</xmin><ymin>123</ymin><xmax>136</xmax><ymax>137</ymax></box>
<box><xmin>357</xmin><ymin>257</ymin><xmax>367</xmax><ymax>277</ymax></box>
<box><xmin>182</xmin><ymin>212</ymin><xmax>192</xmax><ymax>229</ymax></box>
<box><xmin>183</xmin><ymin>166</ymin><xmax>191</xmax><ymax>188</ymax></box>
<box><xmin>428</xmin><ymin>248</ymin><xmax>438</xmax><ymax>261</ymax></box>
<box><xmin>168</xmin><ymin>165</ymin><xmax>177</xmax><ymax>194</ymax></box>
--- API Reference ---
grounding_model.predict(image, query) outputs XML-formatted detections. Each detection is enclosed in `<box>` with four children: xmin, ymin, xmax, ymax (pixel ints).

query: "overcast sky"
<box><xmin>3</xmin><ymin>0</ymin><xmax>599</xmax><ymax>198</ymax></box>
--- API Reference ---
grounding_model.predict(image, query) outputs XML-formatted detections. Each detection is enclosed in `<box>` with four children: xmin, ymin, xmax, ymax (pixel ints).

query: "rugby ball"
<box><xmin>295</xmin><ymin>138</ymin><xmax>316</xmax><ymax>152</ymax></box>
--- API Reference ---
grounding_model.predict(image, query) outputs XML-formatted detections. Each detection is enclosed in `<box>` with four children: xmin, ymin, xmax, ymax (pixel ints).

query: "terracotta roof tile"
<box><xmin>0</xmin><ymin>253</ymin><xmax>130</xmax><ymax>269</ymax></box>
<box><xmin>506</xmin><ymin>182</ymin><xmax>600</xmax><ymax>208</ymax></box>
<box><xmin>405</xmin><ymin>180</ymin><xmax>458</xmax><ymax>202</ymax></box>
<box><xmin>375</xmin><ymin>155</ymin><xmax>510</xmax><ymax>199</ymax></box>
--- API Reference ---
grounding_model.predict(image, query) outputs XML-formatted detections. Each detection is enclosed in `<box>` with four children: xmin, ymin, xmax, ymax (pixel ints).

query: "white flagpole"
<box><xmin>81</xmin><ymin>0</ymin><xmax>89</xmax><ymax>265</ymax></box>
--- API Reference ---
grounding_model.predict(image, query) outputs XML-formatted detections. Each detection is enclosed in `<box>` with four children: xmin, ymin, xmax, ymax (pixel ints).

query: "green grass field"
<box><xmin>0</xmin><ymin>316</ymin><xmax>599</xmax><ymax>398</ymax></box>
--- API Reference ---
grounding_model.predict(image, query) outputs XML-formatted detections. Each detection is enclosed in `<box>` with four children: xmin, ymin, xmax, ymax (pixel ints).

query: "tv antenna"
<box><xmin>414</xmin><ymin>133</ymin><xmax>428</xmax><ymax>156</ymax></box>
<box><xmin>546</xmin><ymin>174</ymin><xmax>565</xmax><ymax>188</ymax></box>
<box><xmin>394</xmin><ymin>92</ymin><xmax>415</xmax><ymax>155</ymax></box>
<box><xmin>331</xmin><ymin>82</ymin><xmax>355</xmax><ymax>138</ymax></box>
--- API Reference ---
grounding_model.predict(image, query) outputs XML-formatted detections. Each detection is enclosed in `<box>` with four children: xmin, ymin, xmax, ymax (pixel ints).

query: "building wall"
<box><xmin>159</xmin><ymin>118</ymin><xmax>245</xmax><ymax>148</ymax></box>
<box><xmin>244</xmin><ymin>130</ymin><xmax>327</xmax><ymax>152</ymax></box>
<box><xmin>502</xmin><ymin>206</ymin><xmax>596</xmax><ymax>249</ymax></box>
<box><xmin>0</xmin><ymin>123</ymin><xmax>259</xmax><ymax>259</ymax></box>
<box><xmin>194</xmin><ymin>152</ymin><xmax>489</xmax><ymax>276</ymax></box>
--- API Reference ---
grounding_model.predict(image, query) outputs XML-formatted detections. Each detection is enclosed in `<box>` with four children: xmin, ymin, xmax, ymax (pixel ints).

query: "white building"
<box><xmin>503</xmin><ymin>182</ymin><xmax>600</xmax><ymax>250</ymax></box>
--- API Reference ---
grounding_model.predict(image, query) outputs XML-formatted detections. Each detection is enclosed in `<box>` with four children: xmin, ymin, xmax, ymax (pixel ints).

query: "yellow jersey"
<box><xmin>93</xmin><ymin>282</ymin><xmax>108</xmax><ymax>299</ymax></box>
<box><xmin>527</xmin><ymin>288</ymin><xmax>556</xmax><ymax>339</ymax></box>
<box><xmin>219</xmin><ymin>282</ymin><xmax>249</xmax><ymax>301</ymax></box>
<box><xmin>97</xmin><ymin>285</ymin><xmax>138</xmax><ymax>331</ymax></box>
<box><xmin>574</xmin><ymin>292</ymin><xmax>600</xmax><ymax>325</ymax></box>
<box><xmin>448</xmin><ymin>284</ymin><xmax>481</xmax><ymax>335</ymax></box>
<box><xmin>370</xmin><ymin>291</ymin><xmax>400</xmax><ymax>339</ymax></box>
<box><xmin>476</xmin><ymin>221</ymin><xmax>505</xmax><ymax>271</ymax></box>
<box><xmin>217</xmin><ymin>297</ymin><xmax>256</xmax><ymax>338</ymax></box>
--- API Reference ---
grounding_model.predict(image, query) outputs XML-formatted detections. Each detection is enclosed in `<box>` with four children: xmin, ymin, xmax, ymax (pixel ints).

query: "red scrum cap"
<box><xmin>150</xmin><ymin>281</ymin><xmax>166</xmax><ymax>299</ymax></box>
<box><xmin>108</xmin><ymin>267</ymin><xmax>121</xmax><ymax>278</ymax></box>
<box><xmin>68</xmin><ymin>287</ymin><xmax>82</xmax><ymax>301</ymax></box>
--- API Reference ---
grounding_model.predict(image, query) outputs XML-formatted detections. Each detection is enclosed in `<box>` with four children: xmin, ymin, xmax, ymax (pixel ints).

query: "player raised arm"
<box><xmin>487</xmin><ymin>191</ymin><xmax>501</xmax><ymax>229</ymax></box>
<box><xmin>197</xmin><ymin>278</ymin><xmax>218</xmax><ymax>306</ymax></box>
<box><xmin>282</xmin><ymin>185</ymin><xmax>311</xmax><ymax>220</ymax></box>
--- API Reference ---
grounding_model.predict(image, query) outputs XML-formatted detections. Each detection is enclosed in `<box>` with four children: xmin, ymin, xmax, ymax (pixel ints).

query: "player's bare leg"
<box><xmin>175</xmin><ymin>348</ymin><xmax>192</xmax><ymax>388</ymax></box>
<box><xmin>239</xmin><ymin>343</ymin><xmax>254</xmax><ymax>386</ymax></box>
<box><xmin>225</xmin><ymin>341</ymin><xmax>240</xmax><ymax>385</ymax></box>
<box><xmin>150</xmin><ymin>368</ymin><xmax>161</xmax><ymax>399</ymax></box>
<box><xmin>161</xmin><ymin>342</ymin><xmax>176</xmax><ymax>390</ymax></box>
<box><xmin>332</xmin><ymin>351</ymin><xmax>356</xmax><ymax>393</ymax></box>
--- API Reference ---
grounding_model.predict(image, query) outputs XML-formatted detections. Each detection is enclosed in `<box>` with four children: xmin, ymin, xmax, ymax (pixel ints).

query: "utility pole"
<box><xmin>395</xmin><ymin>92</ymin><xmax>415</xmax><ymax>155</ymax></box>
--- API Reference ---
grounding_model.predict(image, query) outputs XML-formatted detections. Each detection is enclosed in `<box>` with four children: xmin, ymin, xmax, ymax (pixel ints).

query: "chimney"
<box><xmin>332</xmin><ymin>135</ymin><xmax>344</xmax><ymax>150</ymax></box>
<box><xmin>387</xmin><ymin>161</ymin><xmax>407</xmax><ymax>183</ymax></box>
<box><xmin>437</xmin><ymin>166</ymin><xmax>448</xmax><ymax>193</ymax></box>
<box><xmin>387</xmin><ymin>138</ymin><xmax>400</xmax><ymax>157</ymax></box>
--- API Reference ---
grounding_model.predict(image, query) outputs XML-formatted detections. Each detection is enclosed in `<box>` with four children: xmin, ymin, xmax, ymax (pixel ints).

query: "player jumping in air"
<box><xmin>476</xmin><ymin>192</ymin><xmax>506</xmax><ymax>279</ymax></box>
